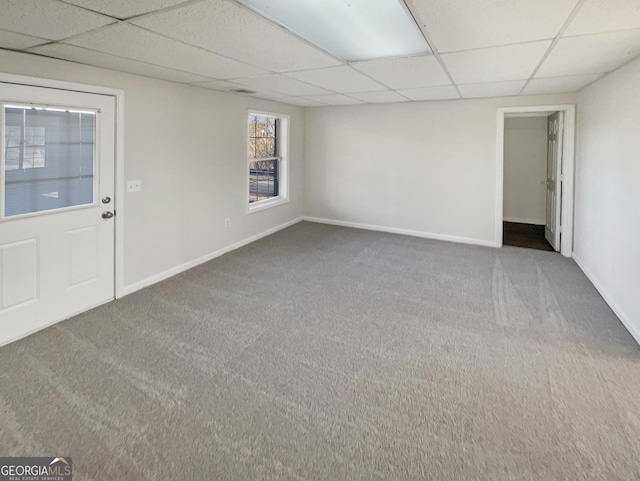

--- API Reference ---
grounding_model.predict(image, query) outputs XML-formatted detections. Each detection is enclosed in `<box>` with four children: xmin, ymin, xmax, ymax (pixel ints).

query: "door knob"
<box><xmin>102</xmin><ymin>211</ymin><xmax>114</xmax><ymax>219</ymax></box>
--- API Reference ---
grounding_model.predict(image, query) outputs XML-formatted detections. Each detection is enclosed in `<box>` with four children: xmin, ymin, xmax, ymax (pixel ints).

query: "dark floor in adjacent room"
<box><xmin>0</xmin><ymin>222</ymin><xmax>638</xmax><ymax>480</ymax></box>
<box><xmin>503</xmin><ymin>221</ymin><xmax>555</xmax><ymax>251</ymax></box>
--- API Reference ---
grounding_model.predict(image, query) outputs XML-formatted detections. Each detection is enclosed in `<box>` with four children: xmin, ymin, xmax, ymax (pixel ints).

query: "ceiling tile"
<box><xmin>286</xmin><ymin>66</ymin><xmax>386</xmax><ymax>93</ymax></box>
<box><xmin>348</xmin><ymin>90</ymin><xmax>409</xmax><ymax>104</ymax></box>
<box><xmin>190</xmin><ymin>79</ymin><xmax>245</xmax><ymax>90</ymax></box>
<box><xmin>62</xmin><ymin>0</ymin><xmax>191</xmax><ymax>19</ymax></box>
<box><xmin>0</xmin><ymin>0</ymin><xmax>114</xmax><ymax>40</ymax></box>
<box><xmin>441</xmin><ymin>41</ymin><xmax>551</xmax><ymax>84</ymax></box>
<box><xmin>233</xmin><ymin>74</ymin><xmax>331</xmax><ymax>96</ymax></box>
<box><xmin>190</xmin><ymin>80</ymin><xmax>287</xmax><ymax>99</ymax></box>
<box><xmin>411</xmin><ymin>0</ymin><xmax>578</xmax><ymax>53</ymax></box>
<box><xmin>350</xmin><ymin>55</ymin><xmax>450</xmax><ymax>89</ymax></box>
<box><xmin>303</xmin><ymin>94</ymin><xmax>364</xmax><ymax>106</ymax></box>
<box><xmin>68</xmin><ymin>23</ymin><xmax>269</xmax><ymax>79</ymax></box>
<box><xmin>458</xmin><ymin>80</ymin><xmax>526</xmax><ymax>98</ymax></box>
<box><xmin>565</xmin><ymin>0</ymin><xmax>640</xmax><ymax>36</ymax></box>
<box><xmin>397</xmin><ymin>85</ymin><xmax>460</xmax><ymax>101</ymax></box>
<box><xmin>132</xmin><ymin>0</ymin><xmax>342</xmax><ymax>72</ymax></box>
<box><xmin>28</xmin><ymin>43</ymin><xmax>213</xmax><ymax>83</ymax></box>
<box><xmin>536</xmin><ymin>29</ymin><xmax>640</xmax><ymax>77</ymax></box>
<box><xmin>277</xmin><ymin>97</ymin><xmax>326</xmax><ymax>107</ymax></box>
<box><xmin>0</xmin><ymin>28</ymin><xmax>48</xmax><ymax>50</ymax></box>
<box><xmin>249</xmin><ymin>91</ymin><xmax>289</xmax><ymax>100</ymax></box>
<box><xmin>522</xmin><ymin>74</ymin><xmax>603</xmax><ymax>95</ymax></box>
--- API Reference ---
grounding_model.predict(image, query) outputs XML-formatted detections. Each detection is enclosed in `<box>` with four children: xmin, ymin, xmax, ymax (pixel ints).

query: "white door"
<box><xmin>0</xmin><ymin>83</ymin><xmax>115</xmax><ymax>345</ymax></box>
<box><xmin>545</xmin><ymin>111</ymin><xmax>563</xmax><ymax>251</ymax></box>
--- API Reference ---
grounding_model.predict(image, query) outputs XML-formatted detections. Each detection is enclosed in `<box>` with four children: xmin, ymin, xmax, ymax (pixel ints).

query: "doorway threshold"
<box><xmin>503</xmin><ymin>222</ymin><xmax>555</xmax><ymax>252</ymax></box>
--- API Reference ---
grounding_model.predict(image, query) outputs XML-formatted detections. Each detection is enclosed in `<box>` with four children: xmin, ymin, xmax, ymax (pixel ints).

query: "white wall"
<box><xmin>503</xmin><ymin>116</ymin><xmax>547</xmax><ymax>225</ymax></box>
<box><xmin>304</xmin><ymin>93</ymin><xmax>575</xmax><ymax>245</ymax></box>
<box><xmin>0</xmin><ymin>50</ymin><xmax>305</xmax><ymax>292</ymax></box>
<box><xmin>574</xmin><ymin>55</ymin><xmax>640</xmax><ymax>342</ymax></box>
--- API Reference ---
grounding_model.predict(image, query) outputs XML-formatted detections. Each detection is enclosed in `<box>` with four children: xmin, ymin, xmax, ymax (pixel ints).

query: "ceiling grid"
<box><xmin>0</xmin><ymin>0</ymin><xmax>639</xmax><ymax>105</ymax></box>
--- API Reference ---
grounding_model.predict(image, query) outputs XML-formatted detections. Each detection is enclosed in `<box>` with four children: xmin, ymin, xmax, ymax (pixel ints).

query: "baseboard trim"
<box><xmin>303</xmin><ymin>216</ymin><xmax>496</xmax><ymax>248</ymax></box>
<box><xmin>121</xmin><ymin>216</ymin><xmax>304</xmax><ymax>297</ymax></box>
<box><xmin>572</xmin><ymin>253</ymin><xmax>640</xmax><ymax>346</ymax></box>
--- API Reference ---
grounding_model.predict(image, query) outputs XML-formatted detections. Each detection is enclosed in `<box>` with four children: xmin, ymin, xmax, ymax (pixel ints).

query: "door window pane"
<box><xmin>3</xmin><ymin>106</ymin><xmax>96</xmax><ymax>218</ymax></box>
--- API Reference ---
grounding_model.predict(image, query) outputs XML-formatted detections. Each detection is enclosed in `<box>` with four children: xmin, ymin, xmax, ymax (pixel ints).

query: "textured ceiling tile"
<box><xmin>28</xmin><ymin>43</ymin><xmax>213</xmax><ymax>83</ymax></box>
<box><xmin>248</xmin><ymin>91</ymin><xmax>289</xmax><ymax>100</ymax></box>
<box><xmin>565</xmin><ymin>0</ymin><xmax>640</xmax><ymax>36</ymax></box>
<box><xmin>411</xmin><ymin>0</ymin><xmax>578</xmax><ymax>53</ymax></box>
<box><xmin>132</xmin><ymin>0</ymin><xmax>342</xmax><ymax>72</ymax></box>
<box><xmin>277</xmin><ymin>97</ymin><xmax>326</xmax><ymax>107</ymax></box>
<box><xmin>458</xmin><ymin>80</ymin><xmax>526</xmax><ymax>98</ymax></box>
<box><xmin>536</xmin><ymin>29</ymin><xmax>640</xmax><ymax>77</ymax></box>
<box><xmin>350</xmin><ymin>55</ymin><xmax>450</xmax><ymax>89</ymax></box>
<box><xmin>68</xmin><ymin>23</ymin><xmax>269</xmax><ymax>79</ymax></box>
<box><xmin>397</xmin><ymin>85</ymin><xmax>460</xmax><ymax>101</ymax></box>
<box><xmin>190</xmin><ymin>80</ymin><xmax>287</xmax><ymax>99</ymax></box>
<box><xmin>62</xmin><ymin>0</ymin><xmax>191</xmax><ymax>19</ymax></box>
<box><xmin>190</xmin><ymin>79</ymin><xmax>246</xmax><ymax>90</ymax></box>
<box><xmin>233</xmin><ymin>74</ymin><xmax>331</xmax><ymax>96</ymax></box>
<box><xmin>0</xmin><ymin>0</ymin><xmax>114</xmax><ymax>40</ymax></box>
<box><xmin>286</xmin><ymin>66</ymin><xmax>386</xmax><ymax>93</ymax></box>
<box><xmin>0</xmin><ymin>28</ymin><xmax>48</xmax><ymax>50</ymax></box>
<box><xmin>441</xmin><ymin>41</ymin><xmax>551</xmax><ymax>84</ymax></box>
<box><xmin>523</xmin><ymin>74</ymin><xmax>603</xmax><ymax>95</ymax></box>
<box><xmin>347</xmin><ymin>90</ymin><xmax>409</xmax><ymax>103</ymax></box>
<box><xmin>303</xmin><ymin>94</ymin><xmax>364</xmax><ymax>106</ymax></box>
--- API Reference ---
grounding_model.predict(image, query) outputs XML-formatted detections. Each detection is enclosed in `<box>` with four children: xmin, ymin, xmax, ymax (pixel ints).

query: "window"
<box><xmin>248</xmin><ymin>111</ymin><xmax>288</xmax><ymax>211</ymax></box>
<box><xmin>2</xmin><ymin>105</ymin><xmax>96</xmax><ymax>218</ymax></box>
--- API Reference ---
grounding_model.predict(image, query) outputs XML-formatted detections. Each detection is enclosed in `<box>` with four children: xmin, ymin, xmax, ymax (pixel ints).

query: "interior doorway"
<box><xmin>495</xmin><ymin>105</ymin><xmax>576</xmax><ymax>257</ymax></box>
<box><xmin>502</xmin><ymin>112</ymin><xmax>555</xmax><ymax>251</ymax></box>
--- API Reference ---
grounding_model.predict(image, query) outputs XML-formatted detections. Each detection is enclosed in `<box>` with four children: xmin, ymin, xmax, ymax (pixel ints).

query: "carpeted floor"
<box><xmin>1</xmin><ymin>222</ymin><xmax>639</xmax><ymax>480</ymax></box>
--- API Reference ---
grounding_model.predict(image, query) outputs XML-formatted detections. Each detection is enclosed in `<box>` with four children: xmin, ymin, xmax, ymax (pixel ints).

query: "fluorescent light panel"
<box><xmin>239</xmin><ymin>0</ymin><xmax>431</xmax><ymax>62</ymax></box>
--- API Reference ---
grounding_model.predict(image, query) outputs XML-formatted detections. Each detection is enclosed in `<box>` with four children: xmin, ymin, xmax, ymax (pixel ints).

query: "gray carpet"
<box><xmin>1</xmin><ymin>222</ymin><xmax>639</xmax><ymax>480</ymax></box>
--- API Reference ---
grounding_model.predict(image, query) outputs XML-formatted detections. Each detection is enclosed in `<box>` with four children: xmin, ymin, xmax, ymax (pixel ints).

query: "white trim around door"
<box><xmin>495</xmin><ymin>104</ymin><xmax>576</xmax><ymax>257</ymax></box>
<box><xmin>0</xmin><ymin>73</ymin><xmax>126</xmax><ymax>298</ymax></box>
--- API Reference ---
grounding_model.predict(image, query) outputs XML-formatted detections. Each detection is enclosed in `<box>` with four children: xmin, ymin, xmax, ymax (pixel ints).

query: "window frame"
<box><xmin>1</xmin><ymin>102</ymin><xmax>99</xmax><ymax>220</ymax></box>
<box><xmin>246</xmin><ymin>110</ymin><xmax>289</xmax><ymax>213</ymax></box>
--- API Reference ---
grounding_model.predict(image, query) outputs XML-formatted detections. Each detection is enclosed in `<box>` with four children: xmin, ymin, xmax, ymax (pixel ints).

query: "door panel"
<box><xmin>69</xmin><ymin>226</ymin><xmax>99</xmax><ymax>286</ymax></box>
<box><xmin>0</xmin><ymin>83</ymin><xmax>115</xmax><ymax>345</ymax></box>
<box><xmin>545</xmin><ymin>112</ymin><xmax>563</xmax><ymax>251</ymax></box>
<box><xmin>1</xmin><ymin>238</ymin><xmax>38</xmax><ymax>310</ymax></box>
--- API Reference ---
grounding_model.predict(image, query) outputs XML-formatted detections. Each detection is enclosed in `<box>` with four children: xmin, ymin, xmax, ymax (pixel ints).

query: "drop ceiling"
<box><xmin>1</xmin><ymin>0</ymin><xmax>640</xmax><ymax>106</ymax></box>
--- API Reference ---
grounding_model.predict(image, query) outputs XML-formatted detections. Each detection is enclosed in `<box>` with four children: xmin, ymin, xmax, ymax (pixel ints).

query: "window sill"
<box><xmin>247</xmin><ymin>197</ymin><xmax>288</xmax><ymax>214</ymax></box>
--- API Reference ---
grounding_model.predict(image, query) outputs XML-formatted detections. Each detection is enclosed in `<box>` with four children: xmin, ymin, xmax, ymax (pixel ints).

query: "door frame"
<box><xmin>0</xmin><ymin>72</ymin><xmax>126</xmax><ymax>297</ymax></box>
<box><xmin>495</xmin><ymin>104</ymin><xmax>576</xmax><ymax>257</ymax></box>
